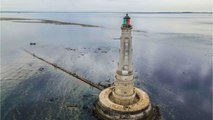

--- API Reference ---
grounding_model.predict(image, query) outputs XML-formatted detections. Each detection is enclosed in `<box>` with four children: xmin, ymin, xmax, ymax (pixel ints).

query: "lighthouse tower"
<box><xmin>95</xmin><ymin>14</ymin><xmax>155</xmax><ymax>120</ymax></box>
<box><xmin>112</xmin><ymin>13</ymin><xmax>135</xmax><ymax>105</ymax></box>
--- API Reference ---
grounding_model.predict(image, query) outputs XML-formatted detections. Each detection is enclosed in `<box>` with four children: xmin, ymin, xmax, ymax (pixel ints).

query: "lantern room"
<box><xmin>123</xmin><ymin>13</ymin><xmax>131</xmax><ymax>25</ymax></box>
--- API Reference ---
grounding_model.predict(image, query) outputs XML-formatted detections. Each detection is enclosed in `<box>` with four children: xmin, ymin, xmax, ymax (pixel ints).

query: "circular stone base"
<box><xmin>94</xmin><ymin>87</ymin><xmax>155</xmax><ymax>120</ymax></box>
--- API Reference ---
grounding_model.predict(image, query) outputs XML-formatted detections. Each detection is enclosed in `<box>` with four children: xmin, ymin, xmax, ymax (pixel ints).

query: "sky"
<box><xmin>1</xmin><ymin>0</ymin><xmax>212</xmax><ymax>12</ymax></box>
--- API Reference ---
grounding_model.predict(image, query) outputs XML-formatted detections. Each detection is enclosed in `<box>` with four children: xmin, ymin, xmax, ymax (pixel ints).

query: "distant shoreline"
<box><xmin>0</xmin><ymin>11</ymin><xmax>212</xmax><ymax>14</ymax></box>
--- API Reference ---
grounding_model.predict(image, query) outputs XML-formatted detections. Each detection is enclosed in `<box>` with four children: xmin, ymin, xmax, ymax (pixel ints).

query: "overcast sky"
<box><xmin>1</xmin><ymin>0</ymin><xmax>212</xmax><ymax>12</ymax></box>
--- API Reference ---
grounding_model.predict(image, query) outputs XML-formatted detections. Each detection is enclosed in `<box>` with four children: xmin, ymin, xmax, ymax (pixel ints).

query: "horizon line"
<box><xmin>0</xmin><ymin>10</ymin><xmax>212</xmax><ymax>14</ymax></box>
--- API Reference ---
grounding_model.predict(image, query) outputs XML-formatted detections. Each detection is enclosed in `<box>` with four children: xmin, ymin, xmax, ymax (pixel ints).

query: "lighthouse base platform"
<box><xmin>94</xmin><ymin>87</ymin><xmax>160</xmax><ymax>120</ymax></box>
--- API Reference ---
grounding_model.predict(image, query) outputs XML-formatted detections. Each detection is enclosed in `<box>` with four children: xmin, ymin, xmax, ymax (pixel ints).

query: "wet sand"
<box><xmin>0</xmin><ymin>17</ymin><xmax>101</xmax><ymax>27</ymax></box>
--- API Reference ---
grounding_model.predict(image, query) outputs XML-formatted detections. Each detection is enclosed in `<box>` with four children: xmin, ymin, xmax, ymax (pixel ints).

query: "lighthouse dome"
<box><xmin>124</xmin><ymin>13</ymin><xmax>130</xmax><ymax>19</ymax></box>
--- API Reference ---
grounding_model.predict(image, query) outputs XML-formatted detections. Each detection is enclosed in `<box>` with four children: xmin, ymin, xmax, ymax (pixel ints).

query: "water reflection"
<box><xmin>1</xmin><ymin>13</ymin><xmax>212</xmax><ymax>120</ymax></box>
<box><xmin>133</xmin><ymin>32</ymin><xmax>212</xmax><ymax>120</ymax></box>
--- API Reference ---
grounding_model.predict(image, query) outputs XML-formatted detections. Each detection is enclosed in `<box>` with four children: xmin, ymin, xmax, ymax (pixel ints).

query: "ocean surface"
<box><xmin>1</xmin><ymin>12</ymin><xmax>212</xmax><ymax>120</ymax></box>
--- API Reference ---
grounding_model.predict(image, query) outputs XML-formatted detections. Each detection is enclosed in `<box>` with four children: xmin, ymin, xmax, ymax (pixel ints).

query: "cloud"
<box><xmin>1</xmin><ymin>0</ymin><xmax>212</xmax><ymax>12</ymax></box>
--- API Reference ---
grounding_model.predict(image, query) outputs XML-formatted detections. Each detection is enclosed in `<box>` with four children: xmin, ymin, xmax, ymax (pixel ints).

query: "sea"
<box><xmin>1</xmin><ymin>12</ymin><xmax>212</xmax><ymax>120</ymax></box>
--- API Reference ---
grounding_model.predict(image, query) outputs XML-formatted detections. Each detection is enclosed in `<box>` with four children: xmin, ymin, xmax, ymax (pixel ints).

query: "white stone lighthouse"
<box><xmin>112</xmin><ymin>14</ymin><xmax>135</xmax><ymax>105</ymax></box>
<box><xmin>95</xmin><ymin>14</ymin><xmax>155</xmax><ymax>120</ymax></box>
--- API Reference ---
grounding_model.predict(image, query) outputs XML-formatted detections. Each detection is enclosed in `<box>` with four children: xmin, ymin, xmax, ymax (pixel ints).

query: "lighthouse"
<box><xmin>112</xmin><ymin>13</ymin><xmax>135</xmax><ymax>105</ymax></box>
<box><xmin>94</xmin><ymin>14</ymin><xmax>156</xmax><ymax>120</ymax></box>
